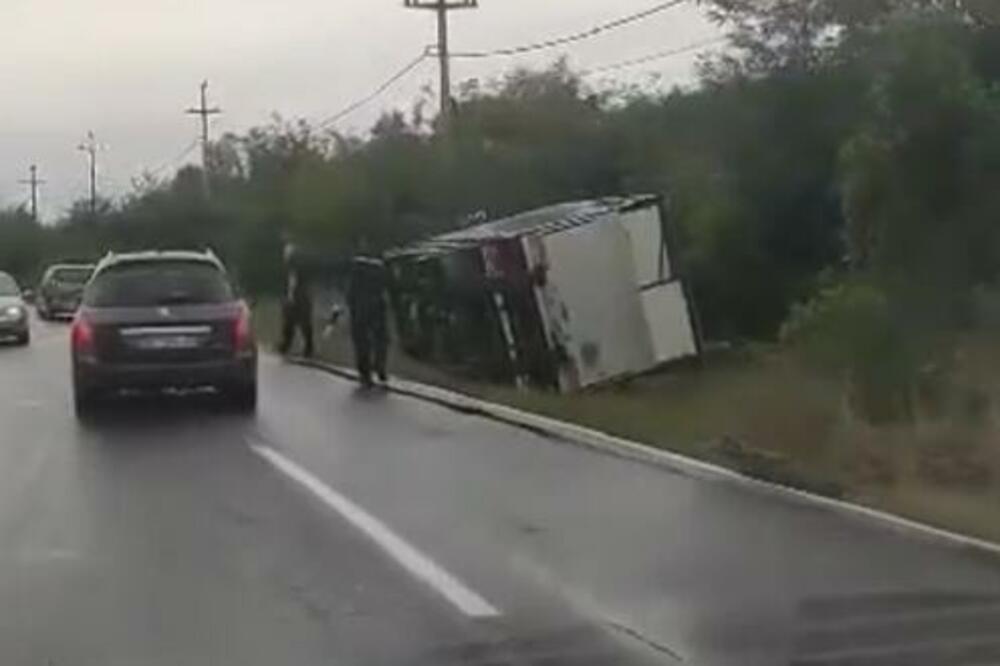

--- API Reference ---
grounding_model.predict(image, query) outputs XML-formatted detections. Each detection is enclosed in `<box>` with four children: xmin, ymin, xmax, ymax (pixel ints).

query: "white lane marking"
<box><xmin>249</xmin><ymin>441</ymin><xmax>501</xmax><ymax>619</ymax></box>
<box><xmin>15</xmin><ymin>399</ymin><xmax>44</xmax><ymax>409</ymax></box>
<box><xmin>18</xmin><ymin>548</ymin><xmax>82</xmax><ymax>564</ymax></box>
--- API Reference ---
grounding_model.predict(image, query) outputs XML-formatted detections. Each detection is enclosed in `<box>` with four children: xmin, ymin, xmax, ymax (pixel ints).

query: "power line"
<box><xmin>580</xmin><ymin>36</ymin><xmax>727</xmax><ymax>77</ymax></box>
<box><xmin>146</xmin><ymin>139</ymin><xmax>201</xmax><ymax>179</ymax></box>
<box><xmin>446</xmin><ymin>0</ymin><xmax>686</xmax><ymax>59</ymax></box>
<box><xmin>314</xmin><ymin>1</ymin><xmax>689</xmax><ymax>129</ymax></box>
<box><xmin>318</xmin><ymin>50</ymin><xmax>432</xmax><ymax>129</ymax></box>
<box><xmin>120</xmin><ymin>3</ymin><xmax>704</xmax><ymax>184</ymax></box>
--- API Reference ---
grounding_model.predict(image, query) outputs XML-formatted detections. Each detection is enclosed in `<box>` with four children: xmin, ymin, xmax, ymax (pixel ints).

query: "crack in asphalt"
<box><xmin>605</xmin><ymin>619</ymin><xmax>686</xmax><ymax>663</ymax></box>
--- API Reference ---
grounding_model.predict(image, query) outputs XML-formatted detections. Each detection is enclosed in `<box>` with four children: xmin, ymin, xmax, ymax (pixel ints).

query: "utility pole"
<box><xmin>18</xmin><ymin>165</ymin><xmax>45</xmax><ymax>222</ymax></box>
<box><xmin>404</xmin><ymin>0</ymin><xmax>478</xmax><ymax>127</ymax></box>
<box><xmin>77</xmin><ymin>131</ymin><xmax>101</xmax><ymax>217</ymax></box>
<box><xmin>186</xmin><ymin>80</ymin><xmax>222</xmax><ymax>196</ymax></box>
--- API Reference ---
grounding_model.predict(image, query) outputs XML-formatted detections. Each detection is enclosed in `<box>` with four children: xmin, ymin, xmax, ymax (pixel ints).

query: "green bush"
<box><xmin>782</xmin><ymin>282</ymin><xmax>915</xmax><ymax>423</ymax></box>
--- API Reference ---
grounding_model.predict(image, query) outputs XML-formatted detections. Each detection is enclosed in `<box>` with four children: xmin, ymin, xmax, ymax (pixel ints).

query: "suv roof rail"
<box><xmin>91</xmin><ymin>251</ymin><xmax>115</xmax><ymax>272</ymax></box>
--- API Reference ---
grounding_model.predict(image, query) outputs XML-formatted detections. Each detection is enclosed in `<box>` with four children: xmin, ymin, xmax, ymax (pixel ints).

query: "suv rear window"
<box><xmin>84</xmin><ymin>261</ymin><xmax>234</xmax><ymax>307</ymax></box>
<box><xmin>49</xmin><ymin>267</ymin><xmax>93</xmax><ymax>285</ymax></box>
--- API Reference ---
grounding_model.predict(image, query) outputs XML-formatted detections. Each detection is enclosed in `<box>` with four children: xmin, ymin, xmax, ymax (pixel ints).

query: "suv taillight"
<box><xmin>71</xmin><ymin>314</ymin><xmax>95</xmax><ymax>353</ymax></box>
<box><xmin>233</xmin><ymin>304</ymin><xmax>253</xmax><ymax>352</ymax></box>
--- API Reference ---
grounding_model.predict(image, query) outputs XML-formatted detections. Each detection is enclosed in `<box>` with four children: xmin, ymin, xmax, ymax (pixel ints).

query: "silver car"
<box><xmin>0</xmin><ymin>272</ymin><xmax>30</xmax><ymax>346</ymax></box>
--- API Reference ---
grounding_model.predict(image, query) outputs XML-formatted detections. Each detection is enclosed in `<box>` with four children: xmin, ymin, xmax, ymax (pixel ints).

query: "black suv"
<box><xmin>71</xmin><ymin>250</ymin><xmax>257</xmax><ymax>417</ymax></box>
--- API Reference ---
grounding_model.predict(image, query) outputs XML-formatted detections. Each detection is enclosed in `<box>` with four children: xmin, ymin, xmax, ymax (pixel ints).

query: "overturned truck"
<box><xmin>387</xmin><ymin>195</ymin><xmax>701</xmax><ymax>391</ymax></box>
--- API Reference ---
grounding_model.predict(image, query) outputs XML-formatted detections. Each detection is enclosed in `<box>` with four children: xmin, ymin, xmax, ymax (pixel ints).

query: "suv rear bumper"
<box><xmin>74</xmin><ymin>355</ymin><xmax>256</xmax><ymax>392</ymax></box>
<box><xmin>40</xmin><ymin>294</ymin><xmax>82</xmax><ymax>315</ymax></box>
<box><xmin>42</xmin><ymin>303</ymin><xmax>80</xmax><ymax>317</ymax></box>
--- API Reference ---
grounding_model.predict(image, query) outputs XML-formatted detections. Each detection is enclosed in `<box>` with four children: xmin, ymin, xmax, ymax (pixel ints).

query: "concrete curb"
<box><xmin>289</xmin><ymin>356</ymin><xmax>1000</xmax><ymax>561</ymax></box>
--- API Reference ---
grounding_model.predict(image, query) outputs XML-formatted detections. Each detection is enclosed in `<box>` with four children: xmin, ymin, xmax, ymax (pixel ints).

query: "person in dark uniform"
<box><xmin>279</xmin><ymin>242</ymin><xmax>315</xmax><ymax>358</ymax></box>
<box><xmin>347</xmin><ymin>243</ymin><xmax>390</xmax><ymax>388</ymax></box>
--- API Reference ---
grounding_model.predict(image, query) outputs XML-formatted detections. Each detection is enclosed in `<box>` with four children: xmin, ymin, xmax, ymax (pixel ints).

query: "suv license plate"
<box><xmin>136</xmin><ymin>335</ymin><xmax>200</xmax><ymax>351</ymax></box>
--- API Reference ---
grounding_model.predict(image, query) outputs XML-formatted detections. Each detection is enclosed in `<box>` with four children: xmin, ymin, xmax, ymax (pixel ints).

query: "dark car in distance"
<box><xmin>0</xmin><ymin>272</ymin><xmax>30</xmax><ymax>346</ymax></box>
<box><xmin>37</xmin><ymin>263</ymin><xmax>95</xmax><ymax>320</ymax></box>
<box><xmin>71</xmin><ymin>250</ymin><xmax>257</xmax><ymax>417</ymax></box>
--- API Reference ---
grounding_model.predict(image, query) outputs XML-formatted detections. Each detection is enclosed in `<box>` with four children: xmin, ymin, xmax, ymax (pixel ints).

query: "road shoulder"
<box><xmin>289</xmin><ymin>356</ymin><xmax>1000</xmax><ymax>561</ymax></box>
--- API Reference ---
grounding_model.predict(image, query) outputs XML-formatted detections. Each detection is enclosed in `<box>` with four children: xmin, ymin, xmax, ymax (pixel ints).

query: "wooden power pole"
<box><xmin>404</xmin><ymin>0</ymin><xmax>477</xmax><ymax>126</ymax></box>
<box><xmin>77</xmin><ymin>131</ymin><xmax>101</xmax><ymax>217</ymax></box>
<box><xmin>18</xmin><ymin>165</ymin><xmax>45</xmax><ymax>222</ymax></box>
<box><xmin>186</xmin><ymin>80</ymin><xmax>222</xmax><ymax>195</ymax></box>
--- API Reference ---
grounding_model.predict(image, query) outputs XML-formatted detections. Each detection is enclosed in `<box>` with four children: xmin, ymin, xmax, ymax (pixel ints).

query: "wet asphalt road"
<box><xmin>3</xmin><ymin>318</ymin><xmax>1000</xmax><ymax>666</ymax></box>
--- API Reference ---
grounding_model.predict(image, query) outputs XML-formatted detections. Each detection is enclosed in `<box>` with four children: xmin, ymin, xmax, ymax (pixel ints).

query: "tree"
<box><xmin>839</xmin><ymin>16</ymin><xmax>1000</xmax><ymax>324</ymax></box>
<box><xmin>702</xmin><ymin>0</ymin><xmax>998</xmax><ymax>80</ymax></box>
<box><xmin>0</xmin><ymin>207</ymin><xmax>46</xmax><ymax>284</ymax></box>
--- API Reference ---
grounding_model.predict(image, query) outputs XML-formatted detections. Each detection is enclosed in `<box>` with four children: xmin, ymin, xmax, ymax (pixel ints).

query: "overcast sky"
<box><xmin>0</xmin><ymin>0</ymin><xmax>720</xmax><ymax>221</ymax></box>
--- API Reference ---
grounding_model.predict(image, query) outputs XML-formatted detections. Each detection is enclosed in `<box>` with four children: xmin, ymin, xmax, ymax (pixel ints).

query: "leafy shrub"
<box><xmin>782</xmin><ymin>282</ymin><xmax>915</xmax><ymax>423</ymax></box>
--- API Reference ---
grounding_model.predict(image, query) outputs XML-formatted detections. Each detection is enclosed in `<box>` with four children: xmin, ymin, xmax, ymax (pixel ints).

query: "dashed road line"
<box><xmin>14</xmin><ymin>399</ymin><xmax>44</xmax><ymax>409</ymax></box>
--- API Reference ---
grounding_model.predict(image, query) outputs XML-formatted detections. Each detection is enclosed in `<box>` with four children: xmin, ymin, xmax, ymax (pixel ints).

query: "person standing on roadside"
<box><xmin>347</xmin><ymin>240</ymin><xmax>390</xmax><ymax>388</ymax></box>
<box><xmin>279</xmin><ymin>241</ymin><xmax>315</xmax><ymax>358</ymax></box>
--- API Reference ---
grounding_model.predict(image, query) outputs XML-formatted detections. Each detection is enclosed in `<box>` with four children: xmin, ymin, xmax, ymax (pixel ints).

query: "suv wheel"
<box><xmin>15</xmin><ymin>331</ymin><xmax>29</xmax><ymax>346</ymax></box>
<box><xmin>229</xmin><ymin>382</ymin><xmax>257</xmax><ymax>413</ymax></box>
<box><xmin>73</xmin><ymin>384</ymin><xmax>99</xmax><ymax>419</ymax></box>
